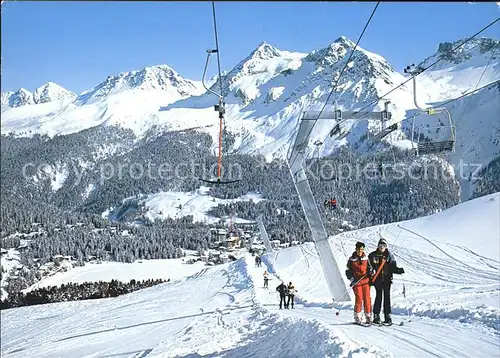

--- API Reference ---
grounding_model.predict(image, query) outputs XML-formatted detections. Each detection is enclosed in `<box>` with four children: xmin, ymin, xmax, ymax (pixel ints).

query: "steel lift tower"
<box><xmin>286</xmin><ymin>104</ymin><xmax>393</xmax><ymax>303</ymax></box>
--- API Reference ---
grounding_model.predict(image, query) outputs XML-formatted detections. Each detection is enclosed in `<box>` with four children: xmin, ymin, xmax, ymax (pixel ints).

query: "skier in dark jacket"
<box><xmin>276</xmin><ymin>282</ymin><xmax>288</xmax><ymax>309</ymax></box>
<box><xmin>368</xmin><ymin>237</ymin><xmax>405</xmax><ymax>325</ymax></box>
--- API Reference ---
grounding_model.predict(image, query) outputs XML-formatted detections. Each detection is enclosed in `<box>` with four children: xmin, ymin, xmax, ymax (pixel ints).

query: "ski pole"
<box><xmin>401</xmin><ymin>275</ymin><xmax>412</xmax><ymax>323</ymax></box>
<box><xmin>333</xmin><ymin>274</ymin><xmax>368</xmax><ymax>316</ymax></box>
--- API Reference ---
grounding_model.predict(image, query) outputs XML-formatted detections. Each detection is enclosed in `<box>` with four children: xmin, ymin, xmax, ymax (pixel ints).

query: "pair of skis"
<box><xmin>354</xmin><ymin>321</ymin><xmax>403</xmax><ymax>327</ymax></box>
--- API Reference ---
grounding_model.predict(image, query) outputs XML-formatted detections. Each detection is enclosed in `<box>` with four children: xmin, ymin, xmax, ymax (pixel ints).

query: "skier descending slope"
<box><xmin>345</xmin><ymin>242</ymin><xmax>375</xmax><ymax>325</ymax></box>
<box><xmin>368</xmin><ymin>237</ymin><xmax>405</xmax><ymax>325</ymax></box>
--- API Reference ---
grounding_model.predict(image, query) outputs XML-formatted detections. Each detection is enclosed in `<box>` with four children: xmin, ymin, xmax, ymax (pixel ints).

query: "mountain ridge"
<box><xmin>1</xmin><ymin>36</ymin><xmax>498</xmax><ymax>180</ymax></box>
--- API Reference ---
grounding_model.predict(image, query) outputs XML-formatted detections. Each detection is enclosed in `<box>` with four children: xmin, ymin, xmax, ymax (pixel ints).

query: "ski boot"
<box><xmin>354</xmin><ymin>312</ymin><xmax>363</xmax><ymax>325</ymax></box>
<box><xmin>383</xmin><ymin>314</ymin><xmax>392</xmax><ymax>325</ymax></box>
<box><xmin>373</xmin><ymin>313</ymin><xmax>381</xmax><ymax>325</ymax></box>
<box><xmin>365</xmin><ymin>313</ymin><xmax>372</xmax><ymax>325</ymax></box>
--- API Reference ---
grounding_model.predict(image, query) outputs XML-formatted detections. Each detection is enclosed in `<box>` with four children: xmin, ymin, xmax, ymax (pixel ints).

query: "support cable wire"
<box><xmin>440</xmin><ymin>79</ymin><xmax>500</xmax><ymax>107</ymax></box>
<box><xmin>367</xmin><ymin>79</ymin><xmax>500</xmax><ymax>130</ymax></box>
<box><xmin>212</xmin><ymin>1</ymin><xmax>224</xmax><ymax>102</ymax></box>
<box><xmin>200</xmin><ymin>1</ymin><xmax>240</xmax><ymax>184</ymax></box>
<box><xmin>314</xmin><ymin>2</ymin><xmax>381</xmax><ymax>122</ymax></box>
<box><xmin>299</xmin><ymin>2</ymin><xmax>381</xmax><ymax>151</ymax></box>
<box><xmin>454</xmin><ymin>46</ymin><xmax>497</xmax><ymax>124</ymax></box>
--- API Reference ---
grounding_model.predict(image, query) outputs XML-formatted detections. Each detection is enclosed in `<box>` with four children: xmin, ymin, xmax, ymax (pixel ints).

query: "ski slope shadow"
<box><xmin>176</xmin><ymin>310</ymin><xmax>356</xmax><ymax>358</ymax></box>
<box><xmin>100</xmin><ymin>348</ymin><xmax>153</xmax><ymax>358</ymax></box>
<box><xmin>257</xmin><ymin>245</ymin><xmax>500</xmax><ymax>357</ymax></box>
<box><xmin>54</xmin><ymin>305</ymin><xmax>253</xmax><ymax>343</ymax></box>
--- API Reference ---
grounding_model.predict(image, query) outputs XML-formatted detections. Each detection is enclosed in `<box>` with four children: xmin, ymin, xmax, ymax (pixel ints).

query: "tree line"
<box><xmin>0</xmin><ymin>278</ymin><xmax>169</xmax><ymax>310</ymax></box>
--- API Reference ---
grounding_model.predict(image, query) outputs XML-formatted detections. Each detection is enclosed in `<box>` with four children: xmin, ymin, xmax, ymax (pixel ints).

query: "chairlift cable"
<box><xmin>200</xmin><ymin>1</ymin><xmax>240</xmax><ymax>184</ymax></box>
<box><xmin>349</xmin><ymin>16</ymin><xmax>500</xmax><ymax>120</ymax></box>
<box><xmin>373</xmin><ymin>79</ymin><xmax>499</xmax><ymax>129</ymax></box>
<box><xmin>212</xmin><ymin>1</ymin><xmax>224</xmax><ymax>101</ymax></box>
<box><xmin>440</xmin><ymin>79</ymin><xmax>500</xmax><ymax>107</ymax></box>
<box><xmin>305</xmin><ymin>1</ymin><xmax>380</xmax><ymax>149</ymax></box>
<box><xmin>314</xmin><ymin>2</ymin><xmax>381</xmax><ymax>123</ymax></box>
<box><xmin>316</xmin><ymin>16</ymin><xmax>499</xmax><ymax>151</ymax></box>
<box><xmin>455</xmin><ymin>48</ymin><xmax>496</xmax><ymax>125</ymax></box>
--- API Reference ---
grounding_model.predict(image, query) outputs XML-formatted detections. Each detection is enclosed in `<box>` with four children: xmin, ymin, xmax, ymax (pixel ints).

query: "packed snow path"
<box><xmin>0</xmin><ymin>259</ymin><xmax>395</xmax><ymax>358</ymax></box>
<box><xmin>1</xmin><ymin>253</ymin><xmax>498</xmax><ymax>357</ymax></box>
<box><xmin>2</xmin><ymin>194</ymin><xmax>499</xmax><ymax>357</ymax></box>
<box><xmin>247</xmin><ymin>255</ymin><xmax>499</xmax><ymax>357</ymax></box>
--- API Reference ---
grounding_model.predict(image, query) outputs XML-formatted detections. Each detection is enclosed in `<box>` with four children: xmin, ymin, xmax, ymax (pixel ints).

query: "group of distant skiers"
<box><xmin>346</xmin><ymin>237</ymin><xmax>405</xmax><ymax>325</ymax></box>
<box><xmin>260</xmin><ymin>269</ymin><xmax>297</xmax><ymax>309</ymax></box>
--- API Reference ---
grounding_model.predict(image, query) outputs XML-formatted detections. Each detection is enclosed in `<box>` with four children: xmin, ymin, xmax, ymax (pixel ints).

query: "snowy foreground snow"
<box><xmin>2</xmin><ymin>193</ymin><xmax>499</xmax><ymax>357</ymax></box>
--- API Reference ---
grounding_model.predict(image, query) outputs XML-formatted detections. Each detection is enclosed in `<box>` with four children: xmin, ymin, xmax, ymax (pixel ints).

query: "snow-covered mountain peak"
<box><xmin>418</xmin><ymin>37</ymin><xmax>500</xmax><ymax>71</ymax></box>
<box><xmin>33</xmin><ymin>82</ymin><xmax>76</xmax><ymax>104</ymax></box>
<box><xmin>202</xmin><ymin>42</ymin><xmax>306</xmax><ymax>105</ymax></box>
<box><xmin>305</xmin><ymin>40</ymin><xmax>350</xmax><ymax>67</ymax></box>
<box><xmin>230</xmin><ymin>42</ymin><xmax>286</xmax><ymax>77</ymax></box>
<box><xmin>304</xmin><ymin>36</ymin><xmax>390</xmax><ymax>72</ymax></box>
<box><xmin>76</xmin><ymin>64</ymin><xmax>203</xmax><ymax>105</ymax></box>
<box><xmin>247</xmin><ymin>41</ymin><xmax>282</xmax><ymax>61</ymax></box>
<box><xmin>3</xmin><ymin>88</ymin><xmax>35</xmax><ymax>108</ymax></box>
<box><xmin>333</xmin><ymin>35</ymin><xmax>356</xmax><ymax>48</ymax></box>
<box><xmin>301</xmin><ymin>37</ymin><xmax>399</xmax><ymax>101</ymax></box>
<box><xmin>1</xmin><ymin>91</ymin><xmax>14</xmax><ymax>108</ymax></box>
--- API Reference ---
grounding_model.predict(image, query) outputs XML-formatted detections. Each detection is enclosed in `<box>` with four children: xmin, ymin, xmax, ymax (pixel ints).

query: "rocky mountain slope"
<box><xmin>1</xmin><ymin>36</ymin><xmax>498</xmax><ymax>205</ymax></box>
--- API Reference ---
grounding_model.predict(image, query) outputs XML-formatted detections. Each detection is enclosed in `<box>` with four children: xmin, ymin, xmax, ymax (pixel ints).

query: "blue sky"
<box><xmin>1</xmin><ymin>1</ymin><xmax>499</xmax><ymax>94</ymax></box>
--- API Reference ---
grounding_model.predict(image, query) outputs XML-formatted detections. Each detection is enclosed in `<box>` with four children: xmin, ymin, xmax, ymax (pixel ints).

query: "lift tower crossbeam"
<box><xmin>286</xmin><ymin>105</ymin><xmax>392</xmax><ymax>303</ymax></box>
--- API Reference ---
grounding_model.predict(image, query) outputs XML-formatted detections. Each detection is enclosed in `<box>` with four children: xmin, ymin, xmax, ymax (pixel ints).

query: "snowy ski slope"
<box><xmin>24</xmin><ymin>257</ymin><xmax>208</xmax><ymax>292</ymax></box>
<box><xmin>1</xmin><ymin>193</ymin><xmax>499</xmax><ymax>357</ymax></box>
<box><xmin>105</xmin><ymin>186</ymin><xmax>265</xmax><ymax>224</ymax></box>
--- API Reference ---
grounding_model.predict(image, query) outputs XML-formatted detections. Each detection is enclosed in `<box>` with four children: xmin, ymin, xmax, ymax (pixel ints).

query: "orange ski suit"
<box><xmin>346</xmin><ymin>251</ymin><xmax>372</xmax><ymax>314</ymax></box>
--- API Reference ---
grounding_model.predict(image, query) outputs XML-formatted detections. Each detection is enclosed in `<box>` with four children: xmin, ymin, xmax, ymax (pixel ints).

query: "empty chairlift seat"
<box><xmin>411</xmin><ymin>108</ymin><xmax>456</xmax><ymax>156</ymax></box>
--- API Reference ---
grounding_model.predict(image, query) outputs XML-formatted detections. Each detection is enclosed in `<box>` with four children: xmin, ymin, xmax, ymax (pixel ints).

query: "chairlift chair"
<box><xmin>371</xmin><ymin>123</ymin><xmax>399</xmax><ymax>142</ymax></box>
<box><xmin>328</xmin><ymin>109</ymin><xmax>350</xmax><ymax>140</ymax></box>
<box><xmin>199</xmin><ymin>3</ymin><xmax>241</xmax><ymax>185</ymax></box>
<box><xmin>410</xmin><ymin>107</ymin><xmax>456</xmax><ymax>156</ymax></box>
<box><xmin>371</xmin><ymin>103</ymin><xmax>398</xmax><ymax>142</ymax></box>
<box><xmin>329</xmin><ymin>124</ymin><xmax>349</xmax><ymax>140</ymax></box>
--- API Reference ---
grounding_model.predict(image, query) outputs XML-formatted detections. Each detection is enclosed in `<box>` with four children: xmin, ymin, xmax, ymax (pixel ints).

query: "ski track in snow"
<box><xmin>2</xmin><ymin>193</ymin><xmax>500</xmax><ymax>357</ymax></box>
<box><xmin>0</xmin><ymin>259</ymin><xmax>377</xmax><ymax>358</ymax></box>
<box><xmin>1</xmin><ymin>250</ymin><xmax>499</xmax><ymax>358</ymax></box>
<box><xmin>254</xmin><ymin>254</ymin><xmax>499</xmax><ymax>358</ymax></box>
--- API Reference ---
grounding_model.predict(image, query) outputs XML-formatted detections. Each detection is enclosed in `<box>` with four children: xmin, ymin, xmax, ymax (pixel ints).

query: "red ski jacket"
<box><xmin>346</xmin><ymin>252</ymin><xmax>372</xmax><ymax>285</ymax></box>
